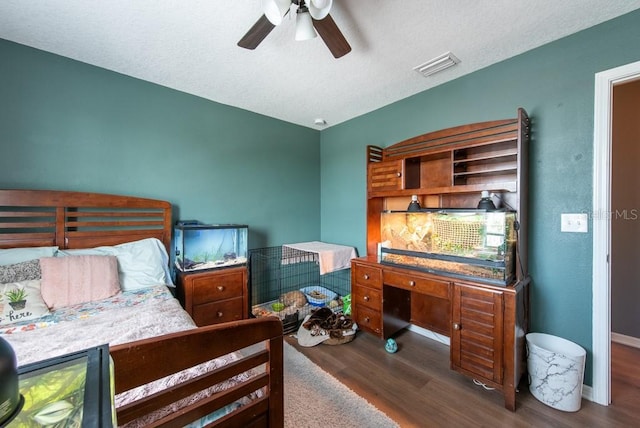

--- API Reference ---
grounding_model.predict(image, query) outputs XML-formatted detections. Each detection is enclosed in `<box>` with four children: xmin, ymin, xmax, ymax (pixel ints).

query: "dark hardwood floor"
<box><xmin>286</xmin><ymin>331</ymin><xmax>640</xmax><ymax>427</ymax></box>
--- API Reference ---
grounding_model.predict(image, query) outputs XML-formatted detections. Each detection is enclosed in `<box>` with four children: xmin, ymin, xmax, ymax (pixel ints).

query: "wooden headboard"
<box><xmin>0</xmin><ymin>190</ymin><xmax>172</xmax><ymax>254</ymax></box>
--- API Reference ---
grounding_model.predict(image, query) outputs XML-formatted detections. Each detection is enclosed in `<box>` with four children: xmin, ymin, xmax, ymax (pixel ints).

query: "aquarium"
<box><xmin>174</xmin><ymin>223</ymin><xmax>248</xmax><ymax>272</ymax></box>
<box><xmin>379</xmin><ymin>209</ymin><xmax>517</xmax><ymax>285</ymax></box>
<box><xmin>15</xmin><ymin>345</ymin><xmax>114</xmax><ymax>427</ymax></box>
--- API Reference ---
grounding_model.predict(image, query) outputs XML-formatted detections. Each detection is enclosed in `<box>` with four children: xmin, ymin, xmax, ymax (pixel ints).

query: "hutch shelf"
<box><xmin>352</xmin><ymin>108</ymin><xmax>530</xmax><ymax>411</ymax></box>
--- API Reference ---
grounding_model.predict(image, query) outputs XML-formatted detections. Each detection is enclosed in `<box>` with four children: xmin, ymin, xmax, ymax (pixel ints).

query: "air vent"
<box><xmin>413</xmin><ymin>52</ymin><xmax>460</xmax><ymax>77</ymax></box>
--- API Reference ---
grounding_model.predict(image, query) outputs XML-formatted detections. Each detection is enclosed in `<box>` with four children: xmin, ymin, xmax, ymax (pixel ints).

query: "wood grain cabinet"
<box><xmin>176</xmin><ymin>266</ymin><xmax>248</xmax><ymax>327</ymax></box>
<box><xmin>451</xmin><ymin>280</ymin><xmax>528</xmax><ymax>411</ymax></box>
<box><xmin>354</xmin><ymin>108</ymin><xmax>530</xmax><ymax>411</ymax></box>
<box><xmin>351</xmin><ymin>263</ymin><xmax>383</xmax><ymax>336</ymax></box>
<box><xmin>451</xmin><ymin>284</ymin><xmax>504</xmax><ymax>383</ymax></box>
<box><xmin>367</xmin><ymin>160</ymin><xmax>404</xmax><ymax>195</ymax></box>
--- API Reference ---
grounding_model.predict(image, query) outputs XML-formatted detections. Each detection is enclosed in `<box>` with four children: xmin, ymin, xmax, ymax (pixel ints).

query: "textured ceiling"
<box><xmin>1</xmin><ymin>1</ymin><xmax>639</xmax><ymax>129</ymax></box>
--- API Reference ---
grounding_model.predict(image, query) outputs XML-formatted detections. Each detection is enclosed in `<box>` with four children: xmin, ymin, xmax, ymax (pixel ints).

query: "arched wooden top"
<box><xmin>375</xmin><ymin>108</ymin><xmax>529</xmax><ymax>161</ymax></box>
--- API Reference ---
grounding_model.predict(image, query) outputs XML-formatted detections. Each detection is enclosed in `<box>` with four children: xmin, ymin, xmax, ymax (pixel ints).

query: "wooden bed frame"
<box><xmin>0</xmin><ymin>189</ymin><xmax>284</xmax><ymax>427</ymax></box>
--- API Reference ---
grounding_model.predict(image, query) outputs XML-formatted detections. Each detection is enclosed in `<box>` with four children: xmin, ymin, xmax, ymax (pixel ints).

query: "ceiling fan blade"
<box><xmin>238</xmin><ymin>15</ymin><xmax>276</xmax><ymax>50</ymax></box>
<box><xmin>313</xmin><ymin>14</ymin><xmax>351</xmax><ymax>58</ymax></box>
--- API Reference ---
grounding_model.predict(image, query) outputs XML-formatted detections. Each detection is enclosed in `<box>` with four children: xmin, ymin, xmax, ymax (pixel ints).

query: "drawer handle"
<box><xmin>217</xmin><ymin>311</ymin><xmax>224</xmax><ymax>318</ymax></box>
<box><xmin>396</xmin><ymin>172</ymin><xmax>402</xmax><ymax>177</ymax></box>
<box><xmin>217</xmin><ymin>286</ymin><xmax>225</xmax><ymax>291</ymax></box>
<box><xmin>364</xmin><ymin>317</ymin><xmax>370</xmax><ymax>323</ymax></box>
<box><xmin>363</xmin><ymin>296</ymin><xmax>370</xmax><ymax>302</ymax></box>
<box><xmin>363</xmin><ymin>274</ymin><xmax>370</xmax><ymax>280</ymax></box>
<box><xmin>408</xmin><ymin>280</ymin><xmax>415</xmax><ymax>287</ymax></box>
<box><xmin>453</xmin><ymin>323</ymin><xmax>461</xmax><ymax>330</ymax></box>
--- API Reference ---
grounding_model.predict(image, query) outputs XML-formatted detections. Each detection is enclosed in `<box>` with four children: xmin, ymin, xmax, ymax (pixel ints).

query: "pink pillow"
<box><xmin>39</xmin><ymin>255</ymin><xmax>121</xmax><ymax>309</ymax></box>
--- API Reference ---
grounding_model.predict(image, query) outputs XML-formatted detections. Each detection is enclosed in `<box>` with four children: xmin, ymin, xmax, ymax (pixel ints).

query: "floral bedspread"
<box><xmin>2</xmin><ymin>285</ymin><xmax>198</xmax><ymax>366</ymax></box>
<box><xmin>0</xmin><ymin>286</ymin><xmax>174</xmax><ymax>335</ymax></box>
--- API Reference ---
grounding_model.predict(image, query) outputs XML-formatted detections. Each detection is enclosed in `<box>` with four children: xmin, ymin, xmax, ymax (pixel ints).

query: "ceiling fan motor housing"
<box><xmin>240</xmin><ymin>0</ymin><xmax>350</xmax><ymax>58</ymax></box>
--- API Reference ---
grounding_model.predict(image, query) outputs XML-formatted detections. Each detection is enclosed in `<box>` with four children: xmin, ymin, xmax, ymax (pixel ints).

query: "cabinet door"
<box><xmin>451</xmin><ymin>283</ymin><xmax>504</xmax><ymax>385</ymax></box>
<box><xmin>368</xmin><ymin>160</ymin><xmax>403</xmax><ymax>194</ymax></box>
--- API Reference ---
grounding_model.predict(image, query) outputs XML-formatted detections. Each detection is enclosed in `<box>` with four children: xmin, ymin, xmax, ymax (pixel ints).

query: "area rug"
<box><xmin>284</xmin><ymin>341</ymin><xmax>399</xmax><ymax>428</ymax></box>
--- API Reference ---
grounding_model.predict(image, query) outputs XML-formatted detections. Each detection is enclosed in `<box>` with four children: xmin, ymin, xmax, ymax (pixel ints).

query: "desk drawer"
<box><xmin>353</xmin><ymin>264</ymin><xmax>382</xmax><ymax>289</ymax></box>
<box><xmin>352</xmin><ymin>284</ymin><xmax>382</xmax><ymax>311</ymax></box>
<box><xmin>354</xmin><ymin>305</ymin><xmax>382</xmax><ymax>336</ymax></box>
<box><xmin>383</xmin><ymin>271</ymin><xmax>450</xmax><ymax>299</ymax></box>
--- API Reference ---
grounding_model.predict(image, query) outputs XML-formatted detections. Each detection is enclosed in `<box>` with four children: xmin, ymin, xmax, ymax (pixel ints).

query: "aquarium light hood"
<box><xmin>382</xmin><ymin>208</ymin><xmax>514</xmax><ymax>213</ymax></box>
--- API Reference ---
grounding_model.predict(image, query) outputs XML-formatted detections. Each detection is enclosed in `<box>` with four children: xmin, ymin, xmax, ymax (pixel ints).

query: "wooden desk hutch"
<box><xmin>351</xmin><ymin>108</ymin><xmax>530</xmax><ymax>411</ymax></box>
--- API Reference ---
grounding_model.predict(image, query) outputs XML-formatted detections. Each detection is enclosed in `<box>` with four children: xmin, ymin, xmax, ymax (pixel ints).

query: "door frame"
<box><xmin>592</xmin><ymin>59</ymin><xmax>640</xmax><ymax>406</ymax></box>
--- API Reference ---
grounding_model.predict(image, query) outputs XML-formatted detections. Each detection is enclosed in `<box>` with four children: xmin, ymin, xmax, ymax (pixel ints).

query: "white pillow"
<box><xmin>0</xmin><ymin>280</ymin><xmax>50</xmax><ymax>326</ymax></box>
<box><xmin>0</xmin><ymin>246</ymin><xmax>58</xmax><ymax>266</ymax></box>
<box><xmin>56</xmin><ymin>238</ymin><xmax>173</xmax><ymax>290</ymax></box>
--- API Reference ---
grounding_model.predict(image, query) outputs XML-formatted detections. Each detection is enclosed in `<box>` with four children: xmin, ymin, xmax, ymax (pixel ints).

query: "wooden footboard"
<box><xmin>110</xmin><ymin>317</ymin><xmax>284</xmax><ymax>427</ymax></box>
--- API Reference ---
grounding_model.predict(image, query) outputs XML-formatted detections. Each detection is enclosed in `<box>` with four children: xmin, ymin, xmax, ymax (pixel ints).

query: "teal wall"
<box><xmin>2</xmin><ymin>9</ymin><xmax>640</xmax><ymax>387</ymax></box>
<box><xmin>320</xmin><ymin>9</ymin><xmax>640</xmax><ymax>384</ymax></box>
<box><xmin>0</xmin><ymin>38</ymin><xmax>321</xmax><ymax>248</ymax></box>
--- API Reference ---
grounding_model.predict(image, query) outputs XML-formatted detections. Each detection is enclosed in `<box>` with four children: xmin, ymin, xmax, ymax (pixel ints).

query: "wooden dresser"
<box><xmin>176</xmin><ymin>266</ymin><xmax>248</xmax><ymax>327</ymax></box>
<box><xmin>354</xmin><ymin>108</ymin><xmax>530</xmax><ymax>411</ymax></box>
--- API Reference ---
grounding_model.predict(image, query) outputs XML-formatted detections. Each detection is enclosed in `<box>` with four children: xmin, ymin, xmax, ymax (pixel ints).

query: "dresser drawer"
<box><xmin>352</xmin><ymin>264</ymin><xmax>382</xmax><ymax>289</ymax></box>
<box><xmin>354</xmin><ymin>305</ymin><xmax>382</xmax><ymax>336</ymax></box>
<box><xmin>383</xmin><ymin>270</ymin><xmax>450</xmax><ymax>299</ymax></box>
<box><xmin>192</xmin><ymin>271</ymin><xmax>244</xmax><ymax>304</ymax></box>
<box><xmin>352</xmin><ymin>284</ymin><xmax>382</xmax><ymax>312</ymax></box>
<box><xmin>192</xmin><ymin>297</ymin><xmax>244</xmax><ymax>326</ymax></box>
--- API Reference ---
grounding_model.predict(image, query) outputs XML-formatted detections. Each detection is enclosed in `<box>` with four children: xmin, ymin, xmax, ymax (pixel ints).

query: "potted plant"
<box><xmin>5</xmin><ymin>287</ymin><xmax>28</xmax><ymax>311</ymax></box>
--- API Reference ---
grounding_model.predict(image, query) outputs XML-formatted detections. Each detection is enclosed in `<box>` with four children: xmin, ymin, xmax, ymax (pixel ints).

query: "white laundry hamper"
<box><xmin>526</xmin><ymin>333</ymin><xmax>586</xmax><ymax>412</ymax></box>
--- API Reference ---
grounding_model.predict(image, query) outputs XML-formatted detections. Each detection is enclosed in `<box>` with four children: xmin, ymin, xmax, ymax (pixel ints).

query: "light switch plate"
<box><xmin>561</xmin><ymin>213</ymin><xmax>588</xmax><ymax>233</ymax></box>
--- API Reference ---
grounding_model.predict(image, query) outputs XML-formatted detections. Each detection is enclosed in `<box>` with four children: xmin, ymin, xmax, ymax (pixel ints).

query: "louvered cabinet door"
<box><xmin>451</xmin><ymin>283</ymin><xmax>504</xmax><ymax>386</ymax></box>
<box><xmin>367</xmin><ymin>160</ymin><xmax>404</xmax><ymax>195</ymax></box>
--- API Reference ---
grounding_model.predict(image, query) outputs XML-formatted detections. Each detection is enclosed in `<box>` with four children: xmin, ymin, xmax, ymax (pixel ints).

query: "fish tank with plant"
<box><xmin>174</xmin><ymin>223</ymin><xmax>248</xmax><ymax>272</ymax></box>
<box><xmin>379</xmin><ymin>209</ymin><xmax>517</xmax><ymax>285</ymax></box>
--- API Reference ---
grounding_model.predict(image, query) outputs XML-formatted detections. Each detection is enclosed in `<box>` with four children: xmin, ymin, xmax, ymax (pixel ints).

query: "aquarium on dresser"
<box><xmin>379</xmin><ymin>209</ymin><xmax>517</xmax><ymax>285</ymax></box>
<box><xmin>174</xmin><ymin>222</ymin><xmax>248</xmax><ymax>272</ymax></box>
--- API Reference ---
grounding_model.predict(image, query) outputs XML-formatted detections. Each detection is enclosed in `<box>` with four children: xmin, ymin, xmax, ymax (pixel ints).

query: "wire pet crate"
<box><xmin>249</xmin><ymin>245</ymin><xmax>352</xmax><ymax>334</ymax></box>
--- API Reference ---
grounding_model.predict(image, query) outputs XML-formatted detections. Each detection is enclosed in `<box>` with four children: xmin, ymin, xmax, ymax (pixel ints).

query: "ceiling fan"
<box><xmin>238</xmin><ymin>0</ymin><xmax>351</xmax><ymax>59</ymax></box>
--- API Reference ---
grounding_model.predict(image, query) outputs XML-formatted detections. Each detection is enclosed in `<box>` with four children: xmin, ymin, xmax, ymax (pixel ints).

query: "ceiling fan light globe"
<box><xmin>308</xmin><ymin>0</ymin><xmax>332</xmax><ymax>20</ymax></box>
<box><xmin>295</xmin><ymin>10</ymin><xmax>317</xmax><ymax>40</ymax></box>
<box><xmin>263</xmin><ymin>0</ymin><xmax>291</xmax><ymax>25</ymax></box>
<box><xmin>311</xmin><ymin>0</ymin><xmax>329</xmax><ymax>8</ymax></box>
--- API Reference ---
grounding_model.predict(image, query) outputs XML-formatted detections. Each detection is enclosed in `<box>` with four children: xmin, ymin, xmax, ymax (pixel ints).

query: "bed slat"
<box><xmin>111</xmin><ymin>319</ymin><xmax>282</xmax><ymax>393</ymax></box>
<box><xmin>0</xmin><ymin>190</ymin><xmax>172</xmax><ymax>253</ymax></box>
<box><xmin>212</xmin><ymin>398</ymin><xmax>270</xmax><ymax>427</ymax></box>
<box><xmin>110</xmin><ymin>318</ymin><xmax>284</xmax><ymax>427</ymax></box>
<box><xmin>0</xmin><ymin>233</ymin><xmax>56</xmax><ymax>247</ymax></box>
<box><xmin>116</xmin><ymin>350</ymin><xmax>270</xmax><ymax>423</ymax></box>
<box><xmin>137</xmin><ymin>375</ymin><xmax>269</xmax><ymax>427</ymax></box>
